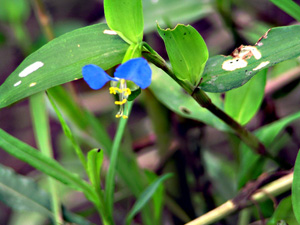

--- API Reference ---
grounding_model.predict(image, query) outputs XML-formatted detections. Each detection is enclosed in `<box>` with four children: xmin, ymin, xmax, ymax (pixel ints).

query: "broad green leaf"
<box><xmin>143</xmin><ymin>0</ymin><xmax>213</xmax><ymax>33</ymax></box>
<box><xmin>125</xmin><ymin>173</ymin><xmax>173</xmax><ymax>225</ymax></box>
<box><xmin>200</xmin><ymin>25</ymin><xmax>300</xmax><ymax>93</ymax></box>
<box><xmin>157</xmin><ymin>24</ymin><xmax>209</xmax><ymax>87</ymax></box>
<box><xmin>238</xmin><ymin>111</ymin><xmax>300</xmax><ymax>188</ymax></box>
<box><xmin>269</xmin><ymin>0</ymin><xmax>300</xmax><ymax>22</ymax></box>
<box><xmin>267</xmin><ymin>196</ymin><xmax>297</xmax><ymax>225</ymax></box>
<box><xmin>0</xmin><ymin>128</ymin><xmax>96</xmax><ymax>202</ymax></box>
<box><xmin>293</xmin><ymin>150</ymin><xmax>300</xmax><ymax>224</ymax></box>
<box><xmin>0</xmin><ymin>23</ymin><xmax>128</xmax><ymax>108</ymax></box>
<box><xmin>150</xmin><ymin>65</ymin><xmax>228</xmax><ymax>131</ymax></box>
<box><xmin>224</xmin><ymin>69</ymin><xmax>267</xmax><ymax>125</ymax></box>
<box><xmin>104</xmin><ymin>0</ymin><xmax>144</xmax><ymax>44</ymax></box>
<box><xmin>0</xmin><ymin>164</ymin><xmax>93</xmax><ymax>225</ymax></box>
<box><xmin>87</xmin><ymin>149</ymin><xmax>104</xmax><ymax>189</ymax></box>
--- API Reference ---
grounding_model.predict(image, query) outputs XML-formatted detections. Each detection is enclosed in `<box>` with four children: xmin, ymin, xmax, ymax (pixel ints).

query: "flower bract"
<box><xmin>82</xmin><ymin>57</ymin><xmax>152</xmax><ymax>119</ymax></box>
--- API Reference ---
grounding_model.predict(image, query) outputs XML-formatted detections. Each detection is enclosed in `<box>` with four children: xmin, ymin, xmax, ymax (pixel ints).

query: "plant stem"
<box><xmin>29</xmin><ymin>93</ymin><xmax>62</xmax><ymax>225</ymax></box>
<box><xmin>185</xmin><ymin>172</ymin><xmax>293</xmax><ymax>225</ymax></box>
<box><xmin>142</xmin><ymin>49</ymin><xmax>272</xmax><ymax>159</ymax></box>
<box><xmin>32</xmin><ymin>0</ymin><xmax>55</xmax><ymax>41</ymax></box>
<box><xmin>105</xmin><ymin>101</ymin><xmax>133</xmax><ymax>220</ymax></box>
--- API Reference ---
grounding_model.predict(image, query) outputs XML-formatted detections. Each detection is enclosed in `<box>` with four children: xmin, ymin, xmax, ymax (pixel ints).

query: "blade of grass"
<box><xmin>104</xmin><ymin>101</ymin><xmax>133</xmax><ymax>218</ymax></box>
<box><xmin>47</xmin><ymin>92</ymin><xmax>87</xmax><ymax>171</ymax></box>
<box><xmin>29</xmin><ymin>92</ymin><xmax>62</xmax><ymax>225</ymax></box>
<box><xmin>125</xmin><ymin>173</ymin><xmax>173</xmax><ymax>225</ymax></box>
<box><xmin>269</xmin><ymin>0</ymin><xmax>300</xmax><ymax>22</ymax></box>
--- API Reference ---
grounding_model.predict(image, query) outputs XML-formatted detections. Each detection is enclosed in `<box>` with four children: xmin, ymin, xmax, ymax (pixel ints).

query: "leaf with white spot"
<box><xmin>0</xmin><ymin>23</ymin><xmax>128</xmax><ymax>108</ymax></box>
<box><xmin>200</xmin><ymin>25</ymin><xmax>300</xmax><ymax>93</ymax></box>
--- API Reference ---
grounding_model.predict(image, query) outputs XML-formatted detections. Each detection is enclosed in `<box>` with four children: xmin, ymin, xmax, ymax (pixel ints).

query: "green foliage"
<box><xmin>157</xmin><ymin>24</ymin><xmax>209</xmax><ymax>87</ymax></box>
<box><xmin>0</xmin><ymin>0</ymin><xmax>30</xmax><ymax>23</ymax></box>
<box><xmin>267</xmin><ymin>196</ymin><xmax>297</xmax><ymax>225</ymax></box>
<box><xmin>293</xmin><ymin>150</ymin><xmax>300</xmax><ymax>224</ymax></box>
<box><xmin>0</xmin><ymin>23</ymin><xmax>128</xmax><ymax>108</ymax></box>
<box><xmin>150</xmin><ymin>65</ymin><xmax>227</xmax><ymax>130</ymax></box>
<box><xmin>143</xmin><ymin>0</ymin><xmax>213</xmax><ymax>33</ymax></box>
<box><xmin>0</xmin><ymin>129</ymin><xmax>96</xmax><ymax>202</ymax></box>
<box><xmin>1</xmin><ymin>0</ymin><xmax>300</xmax><ymax>224</ymax></box>
<box><xmin>125</xmin><ymin>173</ymin><xmax>173</xmax><ymax>225</ymax></box>
<box><xmin>224</xmin><ymin>69</ymin><xmax>267</xmax><ymax>125</ymax></box>
<box><xmin>269</xmin><ymin>0</ymin><xmax>300</xmax><ymax>22</ymax></box>
<box><xmin>104</xmin><ymin>0</ymin><xmax>144</xmax><ymax>44</ymax></box>
<box><xmin>200</xmin><ymin>25</ymin><xmax>300</xmax><ymax>93</ymax></box>
<box><xmin>0</xmin><ymin>164</ymin><xmax>92</xmax><ymax>225</ymax></box>
<box><xmin>238</xmin><ymin>111</ymin><xmax>300</xmax><ymax>188</ymax></box>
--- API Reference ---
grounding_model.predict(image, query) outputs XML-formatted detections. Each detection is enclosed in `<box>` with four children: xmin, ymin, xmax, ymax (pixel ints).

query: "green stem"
<box><xmin>142</xmin><ymin>47</ymin><xmax>274</xmax><ymax>160</ymax></box>
<box><xmin>105</xmin><ymin>101</ymin><xmax>134</xmax><ymax>221</ymax></box>
<box><xmin>29</xmin><ymin>93</ymin><xmax>62</xmax><ymax>225</ymax></box>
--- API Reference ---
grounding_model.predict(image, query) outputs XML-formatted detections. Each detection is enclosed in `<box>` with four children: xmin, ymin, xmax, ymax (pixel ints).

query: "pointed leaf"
<box><xmin>200</xmin><ymin>25</ymin><xmax>300</xmax><ymax>93</ymax></box>
<box><xmin>269</xmin><ymin>0</ymin><xmax>300</xmax><ymax>22</ymax></box>
<box><xmin>0</xmin><ymin>23</ymin><xmax>128</xmax><ymax>108</ymax></box>
<box><xmin>157</xmin><ymin>24</ymin><xmax>209</xmax><ymax>87</ymax></box>
<box><xmin>104</xmin><ymin>0</ymin><xmax>144</xmax><ymax>44</ymax></box>
<box><xmin>0</xmin><ymin>128</ymin><xmax>96</xmax><ymax>202</ymax></box>
<box><xmin>224</xmin><ymin>69</ymin><xmax>267</xmax><ymax>125</ymax></box>
<box><xmin>87</xmin><ymin>149</ymin><xmax>104</xmax><ymax>189</ymax></box>
<box><xmin>238</xmin><ymin>111</ymin><xmax>300</xmax><ymax>188</ymax></box>
<box><xmin>125</xmin><ymin>173</ymin><xmax>173</xmax><ymax>225</ymax></box>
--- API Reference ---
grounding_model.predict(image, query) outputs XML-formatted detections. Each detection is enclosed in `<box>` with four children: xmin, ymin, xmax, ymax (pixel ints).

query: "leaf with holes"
<box><xmin>199</xmin><ymin>25</ymin><xmax>300</xmax><ymax>93</ymax></box>
<box><xmin>0</xmin><ymin>23</ymin><xmax>128</xmax><ymax>108</ymax></box>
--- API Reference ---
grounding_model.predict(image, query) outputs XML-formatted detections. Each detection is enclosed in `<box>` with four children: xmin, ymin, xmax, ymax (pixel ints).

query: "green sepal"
<box><xmin>157</xmin><ymin>23</ymin><xmax>209</xmax><ymax>87</ymax></box>
<box><xmin>104</xmin><ymin>0</ymin><xmax>144</xmax><ymax>44</ymax></box>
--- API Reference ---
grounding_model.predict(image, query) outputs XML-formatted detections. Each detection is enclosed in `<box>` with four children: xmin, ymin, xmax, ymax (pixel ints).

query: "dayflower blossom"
<box><xmin>82</xmin><ymin>57</ymin><xmax>152</xmax><ymax>119</ymax></box>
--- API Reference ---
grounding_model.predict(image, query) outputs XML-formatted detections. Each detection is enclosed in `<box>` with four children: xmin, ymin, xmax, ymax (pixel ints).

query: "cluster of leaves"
<box><xmin>1</xmin><ymin>0</ymin><xmax>300</xmax><ymax>224</ymax></box>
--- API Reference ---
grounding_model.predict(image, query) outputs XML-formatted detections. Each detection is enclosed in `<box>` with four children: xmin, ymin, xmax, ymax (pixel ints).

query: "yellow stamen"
<box><xmin>115</xmin><ymin>99</ymin><xmax>127</xmax><ymax>105</ymax></box>
<box><xmin>122</xmin><ymin>115</ymin><xmax>128</xmax><ymax>119</ymax></box>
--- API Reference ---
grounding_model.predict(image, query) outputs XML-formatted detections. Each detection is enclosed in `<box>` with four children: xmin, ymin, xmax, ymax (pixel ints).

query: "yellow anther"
<box><xmin>114</xmin><ymin>99</ymin><xmax>127</xmax><ymax>105</ymax></box>
<box><xmin>115</xmin><ymin>114</ymin><xmax>122</xmax><ymax>118</ymax></box>
<box><xmin>124</xmin><ymin>88</ymin><xmax>131</xmax><ymax>95</ymax></box>
<box><xmin>122</xmin><ymin>115</ymin><xmax>128</xmax><ymax>119</ymax></box>
<box><xmin>109</xmin><ymin>87</ymin><xmax>117</xmax><ymax>94</ymax></box>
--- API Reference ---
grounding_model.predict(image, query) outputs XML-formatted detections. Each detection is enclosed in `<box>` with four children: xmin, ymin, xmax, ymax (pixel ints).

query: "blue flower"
<box><xmin>82</xmin><ymin>57</ymin><xmax>152</xmax><ymax>119</ymax></box>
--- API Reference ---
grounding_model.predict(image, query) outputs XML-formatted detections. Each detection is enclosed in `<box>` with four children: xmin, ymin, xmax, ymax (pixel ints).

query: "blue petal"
<box><xmin>82</xmin><ymin>64</ymin><xmax>117</xmax><ymax>90</ymax></box>
<box><xmin>114</xmin><ymin>58</ymin><xmax>152</xmax><ymax>89</ymax></box>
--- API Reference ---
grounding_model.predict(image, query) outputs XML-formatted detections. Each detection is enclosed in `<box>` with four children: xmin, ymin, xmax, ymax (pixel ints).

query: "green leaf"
<box><xmin>0</xmin><ymin>164</ymin><xmax>93</xmax><ymax>225</ymax></box>
<box><xmin>267</xmin><ymin>196</ymin><xmax>297</xmax><ymax>225</ymax></box>
<box><xmin>125</xmin><ymin>173</ymin><xmax>173</xmax><ymax>225</ymax></box>
<box><xmin>150</xmin><ymin>65</ymin><xmax>228</xmax><ymax>131</ymax></box>
<box><xmin>269</xmin><ymin>0</ymin><xmax>300</xmax><ymax>22</ymax></box>
<box><xmin>157</xmin><ymin>24</ymin><xmax>209</xmax><ymax>87</ymax></box>
<box><xmin>0</xmin><ymin>128</ymin><xmax>96</xmax><ymax>202</ymax></box>
<box><xmin>0</xmin><ymin>164</ymin><xmax>53</xmax><ymax>217</ymax></box>
<box><xmin>0</xmin><ymin>0</ymin><xmax>30</xmax><ymax>23</ymax></box>
<box><xmin>104</xmin><ymin>0</ymin><xmax>144</xmax><ymax>44</ymax></box>
<box><xmin>293</xmin><ymin>150</ymin><xmax>300</xmax><ymax>224</ymax></box>
<box><xmin>224</xmin><ymin>69</ymin><xmax>267</xmax><ymax>125</ymax></box>
<box><xmin>144</xmin><ymin>171</ymin><xmax>165</xmax><ymax>224</ymax></box>
<box><xmin>200</xmin><ymin>25</ymin><xmax>300</xmax><ymax>93</ymax></box>
<box><xmin>47</xmin><ymin>92</ymin><xmax>87</xmax><ymax>170</ymax></box>
<box><xmin>0</xmin><ymin>23</ymin><xmax>128</xmax><ymax>108</ymax></box>
<box><xmin>238</xmin><ymin>110</ymin><xmax>300</xmax><ymax>188</ymax></box>
<box><xmin>87</xmin><ymin>149</ymin><xmax>104</xmax><ymax>189</ymax></box>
